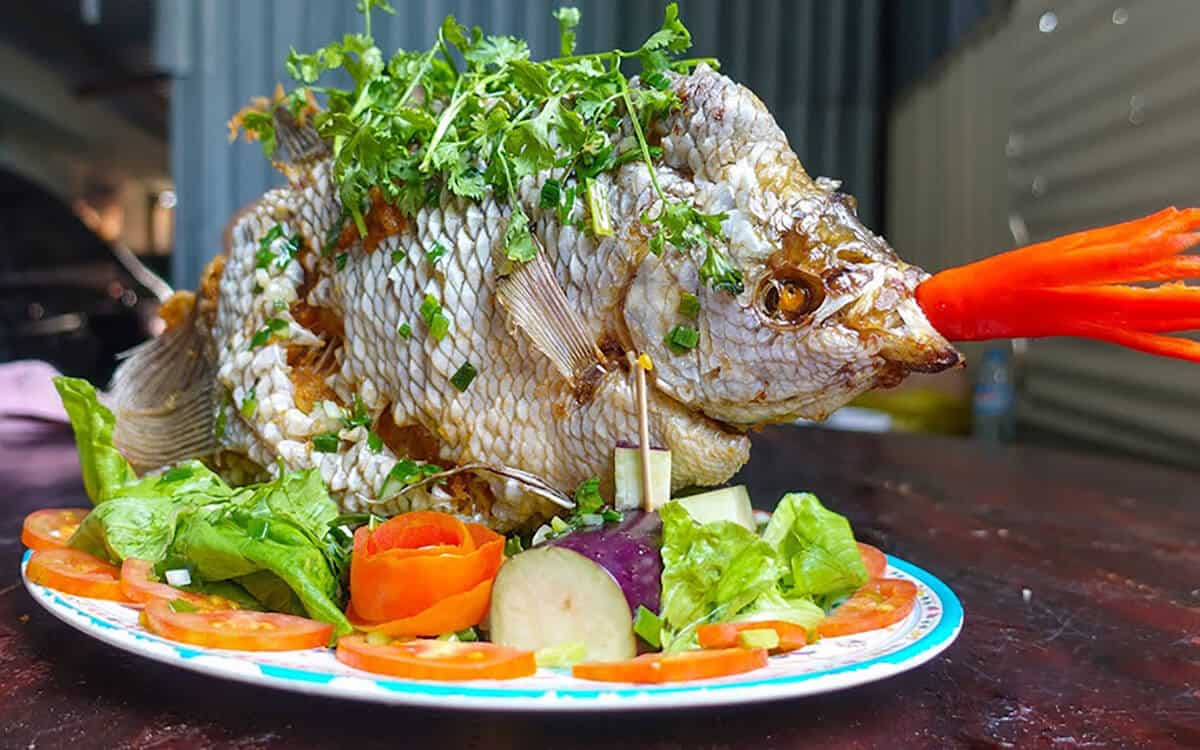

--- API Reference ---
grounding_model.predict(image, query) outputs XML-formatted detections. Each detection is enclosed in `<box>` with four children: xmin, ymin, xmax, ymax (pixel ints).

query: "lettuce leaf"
<box><xmin>658</xmin><ymin>501</ymin><xmax>781</xmax><ymax>652</ymax></box>
<box><xmin>762</xmin><ymin>492</ymin><xmax>867</xmax><ymax>606</ymax></box>
<box><xmin>54</xmin><ymin>375</ymin><xmax>352</xmax><ymax>638</ymax></box>
<box><xmin>53</xmin><ymin>377</ymin><xmax>136</xmax><ymax>503</ymax></box>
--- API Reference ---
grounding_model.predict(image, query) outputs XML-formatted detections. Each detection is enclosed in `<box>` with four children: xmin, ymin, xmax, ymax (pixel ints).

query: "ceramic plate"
<box><xmin>20</xmin><ymin>549</ymin><xmax>961</xmax><ymax>711</ymax></box>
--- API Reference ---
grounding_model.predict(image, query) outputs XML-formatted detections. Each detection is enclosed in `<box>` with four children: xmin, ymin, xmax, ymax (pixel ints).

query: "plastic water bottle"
<box><xmin>973</xmin><ymin>346</ymin><xmax>1016</xmax><ymax>442</ymax></box>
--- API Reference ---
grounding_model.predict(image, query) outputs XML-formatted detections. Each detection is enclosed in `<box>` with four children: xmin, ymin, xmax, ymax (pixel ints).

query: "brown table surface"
<box><xmin>1</xmin><ymin>420</ymin><xmax>1198</xmax><ymax>749</ymax></box>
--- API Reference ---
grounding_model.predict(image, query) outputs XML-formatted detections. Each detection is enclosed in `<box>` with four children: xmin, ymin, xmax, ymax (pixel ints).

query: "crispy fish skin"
<box><xmin>135</xmin><ymin>66</ymin><xmax>959</xmax><ymax>531</ymax></box>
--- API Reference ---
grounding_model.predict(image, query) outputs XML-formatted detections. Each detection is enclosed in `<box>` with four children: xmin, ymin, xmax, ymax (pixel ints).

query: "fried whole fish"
<box><xmin>112</xmin><ymin>64</ymin><xmax>961</xmax><ymax>531</ymax></box>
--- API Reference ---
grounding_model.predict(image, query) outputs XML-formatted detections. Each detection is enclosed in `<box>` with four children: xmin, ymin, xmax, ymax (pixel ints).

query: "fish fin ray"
<box><xmin>273</xmin><ymin>105</ymin><xmax>329</xmax><ymax>166</ymax></box>
<box><xmin>496</xmin><ymin>247</ymin><xmax>608</xmax><ymax>394</ymax></box>
<box><xmin>108</xmin><ymin>306</ymin><xmax>217</xmax><ymax>471</ymax></box>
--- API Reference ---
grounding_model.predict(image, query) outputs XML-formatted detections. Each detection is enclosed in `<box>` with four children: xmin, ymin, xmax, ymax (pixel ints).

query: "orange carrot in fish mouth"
<box><xmin>915</xmin><ymin>207</ymin><xmax>1200</xmax><ymax>361</ymax></box>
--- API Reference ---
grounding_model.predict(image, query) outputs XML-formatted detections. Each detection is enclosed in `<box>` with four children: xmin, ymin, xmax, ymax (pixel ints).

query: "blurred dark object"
<box><xmin>0</xmin><ymin>168</ymin><xmax>163</xmax><ymax>384</ymax></box>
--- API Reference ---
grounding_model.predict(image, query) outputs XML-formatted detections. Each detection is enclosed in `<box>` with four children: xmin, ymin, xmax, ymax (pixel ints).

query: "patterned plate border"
<box><xmin>21</xmin><ymin>549</ymin><xmax>962</xmax><ymax>711</ymax></box>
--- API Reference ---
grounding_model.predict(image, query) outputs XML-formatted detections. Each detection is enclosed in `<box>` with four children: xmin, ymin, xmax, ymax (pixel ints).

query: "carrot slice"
<box><xmin>346</xmin><ymin>576</ymin><xmax>494</xmax><ymax>637</ymax></box>
<box><xmin>573</xmin><ymin>647</ymin><xmax>768</xmax><ymax>684</ymax></box>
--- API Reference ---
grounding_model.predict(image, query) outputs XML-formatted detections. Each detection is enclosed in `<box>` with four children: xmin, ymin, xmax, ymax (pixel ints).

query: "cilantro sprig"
<box><xmin>247</xmin><ymin>2</ymin><xmax>741</xmax><ymax>295</ymax></box>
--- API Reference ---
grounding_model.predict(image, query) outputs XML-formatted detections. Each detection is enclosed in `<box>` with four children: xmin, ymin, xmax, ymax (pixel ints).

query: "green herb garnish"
<box><xmin>397</xmin><ymin>321</ymin><xmax>412</xmax><ymax>339</ymax></box>
<box><xmin>242</xmin><ymin>2</ymin><xmax>740</xmax><ymax>293</ymax></box>
<box><xmin>255</xmin><ymin>224</ymin><xmax>301</xmax><ymax>271</ymax></box>
<box><xmin>335</xmin><ymin>252</ymin><xmax>348</xmax><ymax>271</ymax></box>
<box><xmin>379</xmin><ymin>457</ymin><xmax>443</xmax><ymax>496</ymax></box>
<box><xmin>426</xmin><ymin>242</ymin><xmax>447</xmax><ymax>265</ymax></box>
<box><xmin>573</xmin><ymin>477</ymin><xmax>603</xmax><ymax>514</ymax></box>
<box><xmin>240</xmin><ymin>388</ymin><xmax>257</xmax><ymax>418</ymax></box>
<box><xmin>249</xmin><ymin>317</ymin><xmax>289</xmax><ymax>350</ymax></box>
<box><xmin>677</xmin><ymin>292</ymin><xmax>700</xmax><ymax>319</ymax></box>
<box><xmin>419</xmin><ymin>294</ymin><xmax>451</xmax><ymax>341</ymax></box>
<box><xmin>664</xmin><ymin>324</ymin><xmax>699</xmax><ymax>353</ymax></box>
<box><xmin>450</xmin><ymin>362</ymin><xmax>477</xmax><ymax>391</ymax></box>
<box><xmin>169</xmin><ymin>599</ymin><xmax>200</xmax><ymax>613</ymax></box>
<box><xmin>343</xmin><ymin>394</ymin><xmax>371</xmax><ymax>429</ymax></box>
<box><xmin>367</xmin><ymin>431</ymin><xmax>383</xmax><ymax>453</ymax></box>
<box><xmin>313</xmin><ymin>432</ymin><xmax>341</xmax><ymax>452</ymax></box>
<box><xmin>390</xmin><ymin>249</ymin><xmax>407</xmax><ymax>264</ymax></box>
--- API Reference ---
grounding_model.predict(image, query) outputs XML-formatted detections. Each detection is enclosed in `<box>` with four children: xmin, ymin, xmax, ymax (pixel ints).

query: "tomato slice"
<box><xmin>119</xmin><ymin>559</ymin><xmax>240</xmax><ymax>611</ymax></box>
<box><xmin>141</xmin><ymin>599</ymin><xmax>331</xmax><ymax>651</ymax></box>
<box><xmin>21</xmin><ymin>508</ymin><xmax>89</xmax><ymax>551</ymax></box>
<box><xmin>350</xmin><ymin>520</ymin><xmax>503</xmax><ymax>622</ymax></box>
<box><xmin>25</xmin><ymin>548</ymin><xmax>134</xmax><ymax>602</ymax></box>
<box><xmin>858</xmin><ymin>542</ymin><xmax>888</xmax><ymax>580</ymax></box>
<box><xmin>696</xmin><ymin>620</ymin><xmax>811</xmax><ymax>653</ymax></box>
<box><xmin>818</xmin><ymin>578</ymin><xmax>918</xmax><ymax>638</ymax></box>
<box><xmin>347</xmin><ymin>575</ymin><xmax>493</xmax><ymax>637</ymax></box>
<box><xmin>337</xmin><ymin>635</ymin><xmax>536</xmax><ymax>681</ymax></box>
<box><xmin>573</xmin><ymin>647</ymin><xmax>768</xmax><ymax>684</ymax></box>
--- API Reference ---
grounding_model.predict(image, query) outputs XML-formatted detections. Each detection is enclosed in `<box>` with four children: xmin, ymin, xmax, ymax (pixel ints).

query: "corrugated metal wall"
<box><xmin>155</xmin><ymin>0</ymin><xmax>884</xmax><ymax>289</ymax></box>
<box><xmin>890</xmin><ymin>0</ymin><xmax>1200</xmax><ymax>467</ymax></box>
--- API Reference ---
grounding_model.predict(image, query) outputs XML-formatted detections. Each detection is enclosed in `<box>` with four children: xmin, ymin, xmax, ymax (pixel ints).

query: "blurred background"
<box><xmin>1</xmin><ymin>0</ymin><xmax>1197</xmax><ymax>467</ymax></box>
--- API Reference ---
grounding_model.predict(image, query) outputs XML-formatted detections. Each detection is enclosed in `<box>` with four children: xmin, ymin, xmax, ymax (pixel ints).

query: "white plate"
<box><xmin>21</xmin><ymin>549</ymin><xmax>962</xmax><ymax>711</ymax></box>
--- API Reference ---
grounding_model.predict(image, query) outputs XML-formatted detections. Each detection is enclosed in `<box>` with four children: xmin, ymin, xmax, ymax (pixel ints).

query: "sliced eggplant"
<box><xmin>488</xmin><ymin>547</ymin><xmax>637</xmax><ymax>661</ymax></box>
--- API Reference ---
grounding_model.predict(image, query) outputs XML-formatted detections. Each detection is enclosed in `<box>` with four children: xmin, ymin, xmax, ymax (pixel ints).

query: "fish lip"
<box><xmin>897</xmin><ymin>345</ymin><xmax>964</xmax><ymax>374</ymax></box>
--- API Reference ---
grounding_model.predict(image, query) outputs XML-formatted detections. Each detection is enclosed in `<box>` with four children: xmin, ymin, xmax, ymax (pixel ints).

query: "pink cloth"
<box><xmin>0</xmin><ymin>360</ymin><xmax>69</xmax><ymax>422</ymax></box>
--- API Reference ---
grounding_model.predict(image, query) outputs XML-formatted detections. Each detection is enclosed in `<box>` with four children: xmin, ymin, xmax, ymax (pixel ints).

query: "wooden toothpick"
<box><xmin>633</xmin><ymin>353</ymin><xmax>653</xmax><ymax>512</ymax></box>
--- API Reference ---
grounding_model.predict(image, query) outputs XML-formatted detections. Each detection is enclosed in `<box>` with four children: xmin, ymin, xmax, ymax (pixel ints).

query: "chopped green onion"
<box><xmin>600</xmin><ymin>508</ymin><xmax>623</xmax><ymax>523</ymax></box>
<box><xmin>738</xmin><ymin>628</ymin><xmax>780</xmax><ymax>650</ymax></box>
<box><xmin>585</xmin><ymin>178</ymin><xmax>613</xmax><ymax>237</ymax></box>
<box><xmin>335</xmin><ymin>252</ymin><xmax>348</xmax><ymax>271</ymax></box>
<box><xmin>390</xmin><ymin>250</ymin><xmax>407</xmax><ymax>264</ymax></box>
<box><xmin>664</xmin><ymin>324</ymin><xmax>699</xmax><ymax>354</ymax></box>
<box><xmin>549</xmin><ymin>516</ymin><xmax>569</xmax><ymax>534</ymax></box>
<box><xmin>633</xmin><ymin>605</ymin><xmax>663</xmax><ymax>648</ymax></box>
<box><xmin>677</xmin><ymin>292</ymin><xmax>701</xmax><ymax>319</ymax></box>
<box><xmin>397</xmin><ymin>322</ymin><xmax>412</xmax><ymax>339</ymax></box>
<box><xmin>504</xmin><ymin>534</ymin><xmax>524</xmax><ymax>557</ymax></box>
<box><xmin>169</xmin><ymin>599</ymin><xmax>199</xmax><ymax>613</ymax></box>
<box><xmin>534</xmin><ymin>641</ymin><xmax>587</xmax><ymax>668</ymax></box>
<box><xmin>367</xmin><ymin>431</ymin><xmax>383</xmax><ymax>453</ymax></box>
<box><xmin>379</xmin><ymin>457</ymin><xmax>442</xmax><ymax>496</ymax></box>
<box><xmin>214</xmin><ymin>407</ymin><xmax>227</xmax><ymax>439</ymax></box>
<box><xmin>579</xmin><ymin>513</ymin><xmax>604</xmax><ymax>526</ymax></box>
<box><xmin>450</xmin><ymin>362</ymin><xmax>477</xmax><ymax>392</ymax></box>
<box><xmin>240</xmin><ymin>389</ymin><xmax>257</xmax><ymax>418</ymax></box>
<box><xmin>343</xmin><ymin>394</ymin><xmax>371</xmax><ymax>429</ymax></box>
<box><xmin>428</xmin><ymin>313</ymin><xmax>450</xmax><ymax>341</ymax></box>
<box><xmin>312</xmin><ymin>432</ymin><xmax>341</xmax><ymax>452</ymax></box>
<box><xmin>255</xmin><ymin>225</ymin><xmax>299</xmax><ymax>272</ymax></box>
<box><xmin>163</xmin><ymin>568</ymin><xmax>192</xmax><ymax>587</ymax></box>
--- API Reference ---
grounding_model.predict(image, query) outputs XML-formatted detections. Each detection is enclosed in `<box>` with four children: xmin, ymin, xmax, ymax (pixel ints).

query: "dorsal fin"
<box><xmin>496</xmin><ymin>247</ymin><xmax>609</xmax><ymax>401</ymax></box>
<box><xmin>273</xmin><ymin>105</ymin><xmax>329</xmax><ymax>166</ymax></box>
<box><xmin>109</xmin><ymin>303</ymin><xmax>217</xmax><ymax>472</ymax></box>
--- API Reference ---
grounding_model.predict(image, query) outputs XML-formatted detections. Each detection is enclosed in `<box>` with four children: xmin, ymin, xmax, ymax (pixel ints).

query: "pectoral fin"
<box><xmin>109</xmin><ymin>303</ymin><xmax>217</xmax><ymax>472</ymax></box>
<box><xmin>496</xmin><ymin>247</ymin><xmax>609</xmax><ymax>400</ymax></box>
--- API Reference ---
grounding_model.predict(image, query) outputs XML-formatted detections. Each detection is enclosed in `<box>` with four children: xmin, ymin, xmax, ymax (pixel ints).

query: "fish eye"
<box><xmin>755</xmin><ymin>270</ymin><xmax>825</xmax><ymax>328</ymax></box>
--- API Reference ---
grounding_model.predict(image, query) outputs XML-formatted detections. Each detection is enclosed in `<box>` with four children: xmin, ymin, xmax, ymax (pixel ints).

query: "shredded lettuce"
<box><xmin>657</xmin><ymin>491</ymin><xmax>866</xmax><ymax>652</ymax></box>
<box><xmin>762</xmin><ymin>492</ymin><xmax>868</xmax><ymax>607</ymax></box>
<box><xmin>658</xmin><ymin>502</ymin><xmax>780</xmax><ymax>652</ymax></box>
<box><xmin>53</xmin><ymin>377</ymin><xmax>352</xmax><ymax>639</ymax></box>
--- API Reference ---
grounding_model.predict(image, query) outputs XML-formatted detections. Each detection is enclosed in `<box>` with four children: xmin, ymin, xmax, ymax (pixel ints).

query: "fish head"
<box><xmin>624</xmin><ymin>66</ymin><xmax>961</xmax><ymax>426</ymax></box>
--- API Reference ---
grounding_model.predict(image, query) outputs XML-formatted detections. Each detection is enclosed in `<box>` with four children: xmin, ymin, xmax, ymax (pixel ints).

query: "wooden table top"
<box><xmin>1</xmin><ymin>420</ymin><xmax>1197</xmax><ymax>749</ymax></box>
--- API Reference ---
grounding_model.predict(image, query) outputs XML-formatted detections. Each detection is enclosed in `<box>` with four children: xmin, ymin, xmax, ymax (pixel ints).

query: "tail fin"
<box><xmin>109</xmin><ymin>302</ymin><xmax>218</xmax><ymax>472</ymax></box>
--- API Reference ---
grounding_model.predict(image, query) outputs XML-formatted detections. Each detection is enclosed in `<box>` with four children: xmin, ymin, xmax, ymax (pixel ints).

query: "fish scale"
<box><xmin>131</xmin><ymin>65</ymin><xmax>957</xmax><ymax>532</ymax></box>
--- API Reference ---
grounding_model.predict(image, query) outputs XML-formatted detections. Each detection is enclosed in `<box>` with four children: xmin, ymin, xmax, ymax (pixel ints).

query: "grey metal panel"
<box><xmin>892</xmin><ymin>0</ymin><xmax>1200</xmax><ymax>467</ymax></box>
<box><xmin>158</xmin><ymin>0</ymin><xmax>885</xmax><ymax>288</ymax></box>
